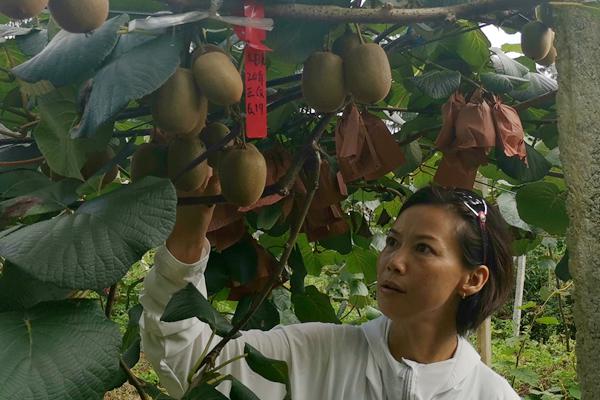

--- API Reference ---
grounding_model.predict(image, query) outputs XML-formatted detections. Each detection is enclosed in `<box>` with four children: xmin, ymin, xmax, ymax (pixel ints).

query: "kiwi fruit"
<box><xmin>218</xmin><ymin>143</ymin><xmax>267</xmax><ymax>207</ymax></box>
<box><xmin>193</xmin><ymin>51</ymin><xmax>243</xmax><ymax>106</ymax></box>
<box><xmin>167</xmin><ymin>136</ymin><xmax>209</xmax><ymax>192</ymax></box>
<box><xmin>302</xmin><ymin>51</ymin><xmax>346</xmax><ymax>113</ymax></box>
<box><xmin>192</xmin><ymin>43</ymin><xmax>226</xmax><ymax>62</ymax></box>
<box><xmin>332</xmin><ymin>27</ymin><xmax>361</xmax><ymax>60</ymax></box>
<box><xmin>153</xmin><ymin>68</ymin><xmax>207</xmax><ymax>136</ymax></box>
<box><xmin>344</xmin><ymin>43</ymin><xmax>392</xmax><ymax>104</ymax></box>
<box><xmin>0</xmin><ymin>0</ymin><xmax>48</xmax><ymax>19</ymax></box>
<box><xmin>199</xmin><ymin>122</ymin><xmax>233</xmax><ymax>167</ymax></box>
<box><xmin>131</xmin><ymin>143</ymin><xmax>168</xmax><ymax>182</ymax></box>
<box><xmin>81</xmin><ymin>147</ymin><xmax>118</xmax><ymax>187</ymax></box>
<box><xmin>48</xmin><ymin>0</ymin><xmax>109</xmax><ymax>33</ymax></box>
<box><xmin>521</xmin><ymin>21</ymin><xmax>554</xmax><ymax>61</ymax></box>
<box><xmin>537</xmin><ymin>46</ymin><xmax>557</xmax><ymax>66</ymax></box>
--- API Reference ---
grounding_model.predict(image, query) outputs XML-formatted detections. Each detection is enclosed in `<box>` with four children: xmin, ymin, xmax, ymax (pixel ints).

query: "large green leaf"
<box><xmin>480</xmin><ymin>72</ymin><xmax>529</xmax><ymax>93</ymax></box>
<box><xmin>12</xmin><ymin>15</ymin><xmax>128</xmax><ymax>87</ymax></box>
<box><xmin>345</xmin><ymin>246</ymin><xmax>378</xmax><ymax>284</ymax></box>
<box><xmin>490</xmin><ymin>47</ymin><xmax>529</xmax><ymax>78</ymax></box>
<box><xmin>292</xmin><ymin>285</ymin><xmax>340</xmax><ymax>324</ymax></box>
<box><xmin>0</xmin><ymin>169</ymin><xmax>51</xmax><ymax>198</ymax></box>
<box><xmin>34</xmin><ymin>87</ymin><xmax>113</xmax><ymax>179</ymax></box>
<box><xmin>0</xmin><ymin>177</ymin><xmax>176</xmax><ymax>289</ymax></box>
<box><xmin>73</xmin><ymin>33</ymin><xmax>183</xmax><ymax>138</ymax></box>
<box><xmin>244</xmin><ymin>343</ymin><xmax>290</xmax><ymax>386</ymax></box>
<box><xmin>555</xmin><ymin>250</ymin><xmax>571</xmax><ymax>281</ymax></box>
<box><xmin>496</xmin><ymin>192</ymin><xmax>532</xmax><ymax>231</ymax></box>
<box><xmin>207</xmin><ymin>239</ymin><xmax>258</xmax><ymax>285</ymax></box>
<box><xmin>0</xmin><ymin>262</ymin><xmax>72</xmax><ymax>312</ymax></box>
<box><xmin>437</xmin><ymin>21</ymin><xmax>490</xmax><ymax>71</ymax></box>
<box><xmin>161</xmin><ymin>283</ymin><xmax>240</xmax><ymax>338</ymax></box>
<box><xmin>183</xmin><ymin>383</ymin><xmax>229</xmax><ymax>400</ymax></box>
<box><xmin>515</xmin><ymin>182</ymin><xmax>569</xmax><ymax>235</ymax></box>
<box><xmin>232</xmin><ymin>296</ymin><xmax>280</xmax><ymax>331</ymax></box>
<box><xmin>0</xmin><ymin>179</ymin><xmax>80</xmax><ymax>222</ymax></box>
<box><xmin>0</xmin><ymin>300</ymin><xmax>121</xmax><ymax>400</ymax></box>
<box><xmin>495</xmin><ymin>143</ymin><xmax>551</xmax><ymax>183</ymax></box>
<box><xmin>230</xmin><ymin>377</ymin><xmax>261</xmax><ymax>400</ymax></box>
<box><xmin>411</xmin><ymin>70</ymin><xmax>461</xmax><ymax>99</ymax></box>
<box><xmin>110</xmin><ymin>0</ymin><xmax>165</xmax><ymax>12</ymax></box>
<box><xmin>510</xmin><ymin>72</ymin><xmax>558</xmax><ymax>102</ymax></box>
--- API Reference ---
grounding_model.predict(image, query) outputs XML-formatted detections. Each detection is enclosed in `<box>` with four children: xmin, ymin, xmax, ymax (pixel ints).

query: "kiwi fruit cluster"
<box><xmin>301</xmin><ymin>27</ymin><xmax>392</xmax><ymax>111</ymax></box>
<box><xmin>0</xmin><ymin>0</ymin><xmax>109</xmax><ymax>33</ymax></box>
<box><xmin>521</xmin><ymin>20</ymin><xmax>557</xmax><ymax>66</ymax></box>
<box><xmin>0</xmin><ymin>0</ymin><xmax>48</xmax><ymax>20</ymax></box>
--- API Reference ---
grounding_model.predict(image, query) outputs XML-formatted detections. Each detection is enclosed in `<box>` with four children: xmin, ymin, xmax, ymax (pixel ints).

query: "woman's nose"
<box><xmin>385</xmin><ymin>249</ymin><xmax>408</xmax><ymax>274</ymax></box>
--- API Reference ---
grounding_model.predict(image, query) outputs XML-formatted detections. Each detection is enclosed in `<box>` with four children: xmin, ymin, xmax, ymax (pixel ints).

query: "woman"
<box><xmin>139</xmin><ymin>177</ymin><xmax>520</xmax><ymax>400</ymax></box>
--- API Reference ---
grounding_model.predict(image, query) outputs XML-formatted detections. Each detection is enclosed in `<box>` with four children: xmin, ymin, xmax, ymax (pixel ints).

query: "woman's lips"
<box><xmin>379</xmin><ymin>281</ymin><xmax>406</xmax><ymax>294</ymax></box>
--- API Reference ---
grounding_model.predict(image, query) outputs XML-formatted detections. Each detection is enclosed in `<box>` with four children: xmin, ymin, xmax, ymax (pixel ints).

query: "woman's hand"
<box><xmin>166</xmin><ymin>168</ymin><xmax>220</xmax><ymax>264</ymax></box>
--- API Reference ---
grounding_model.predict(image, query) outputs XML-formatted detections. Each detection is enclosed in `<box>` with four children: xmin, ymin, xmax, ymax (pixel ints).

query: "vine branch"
<box><xmin>119</xmin><ymin>358</ymin><xmax>149</xmax><ymax>400</ymax></box>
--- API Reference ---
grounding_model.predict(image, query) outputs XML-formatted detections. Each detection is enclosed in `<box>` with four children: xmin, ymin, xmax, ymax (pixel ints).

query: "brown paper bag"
<box><xmin>361</xmin><ymin>111</ymin><xmax>406</xmax><ymax>181</ymax></box>
<box><xmin>491</xmin><ymin>97</ymin><xmax>527</xmax><ymax>163</ymax></box>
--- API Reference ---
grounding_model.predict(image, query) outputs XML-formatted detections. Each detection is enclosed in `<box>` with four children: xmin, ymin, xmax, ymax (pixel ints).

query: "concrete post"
<box><xmin>555</xmin><ymin>6</ymin><xmax>600</xmax><ymax>399</ymax></box>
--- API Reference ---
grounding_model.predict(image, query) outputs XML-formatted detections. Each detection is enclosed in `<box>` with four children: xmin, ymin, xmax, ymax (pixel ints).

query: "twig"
<box><xmin>119</xmin><ymin>358</ymin><xmax>149</xmax><ymax>400</ymax></box>
<box><xmin>267</xmin><ymin>74</ymin><xmax>302</xmax><ymax>87</ymax></box>
<box><xmin>374</xmin><ymin>23</ymin><xmax>404</xmax><ymax>43</ymax></box>
<box><xmin>0</xmin><ymin>156</ymin><xmax>44</xmax><ymax>167</ymax></box>
<box><xmin>263</xmin><ymin>0</ymin><xmax>542</xmax><ymax>23</ymax></box>
<box><xmin>104</xmin><ymin>284</ymin><xmax>118</xmax><ymax>319</ymax></box>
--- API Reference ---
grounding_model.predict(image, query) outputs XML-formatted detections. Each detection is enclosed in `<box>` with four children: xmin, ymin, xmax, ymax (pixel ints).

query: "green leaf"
<box><xmin>516</xmin><ymin>182</ymin><xmax>569</xmax><ymax>235</ymax></box>
<box><xmin>349</xmin><ymin>280</ymin><xmax>369</xmax><ymax>308</ymax></box>
<box><xmin>518</xmin><ymin>300</ymin><xmax>537</xmax><ymax>310</ymax></box>
<box><xmin>109</xmin><ymin>0</ymin><xmax>165</xmax><ymax>12</ymax></box>
<box><xmin>162</xmin><ymin>283</ymin><xmax>240</xmax><ymax>338</ymax></box>
<box><xmin>0</xmin><ymin>179</ymin><xmax>80</xmax><ymax>222</ymax></box>
<box><xmin>292</xmin><ymin>285</ymin><xmax>340</xmax><ymax>324</ymax></box>
<box><xmin>535</xmin><ymin>316</ymin><xmax>560</xmax><ymax>325</ymax></box>
<box><xmin>501</xmin><ymin>43</ymin><xmax>523</xmax><ymax>53</ymax></box>
<box><xmin>0</xmin><ymin>177</ymin><xmax>176</xmax><ymax>289</ymax></box>
<box><xmin>0</xmin><ymin>169</ymin><xmax>51</xmax><ymax>198</ymax></box>
<box><xmin>510</xmin><ymin>72</ymin><xmax>558</xmax><ymax>102</ymax></box>
<box><xmin>479</xmin><ymin>72</ymin><xmax>529</xmax><ymax>94</ymax></box>
<box><xmin>12</xmin><ymin>15</ymin><xmax>127</xmax><ymax>87</ymax></box>
<box><xmin>34</xmin><ymin>86</ymin><xmax>113</xmax><ymax>179</ymax></box>
<box><xmin>496</xmin><ymin>192</ymin><xmax>531</xmax><ymax>231</ymax></box>
<box><xmin>183</xmin><ymin>383</ymin><xmax>229</xmax><ymax>400</ymax></box>
<box><xmin>121</xmin><ymin>304</ymin><xmax>143</xmax><ymax>368</ymax></box>
<box><xmin>288</xmin><ymin>244</ymin><xmax>307</xmax><ymax>294</ymax></box>
<box><xmin>229</xmin><ymin>377</ymin><xmax>261</xmax><ymax>400</ymax></box>
<box><xmin>0</xmin><ymin>300</ymin><xmax>121</xmax><ymax>400</ymax></box>
<box><xmin>73</xmin><ymin>33</ymin><xmax>183</xmax><ymax>138</ymax></box>
<box><xmin>441</xmin><ymin>21</ymin><xmax>491</xmax><ymax>71</ymax></box>
<box><xmin>266</xmin><ymin>20</ymin><xmax>329</xmax><ymax>65</ymax></box>
<box><xmin>232</xmin><ymin>296</ymin><xmax>280</xmax><ymax>331</ymax></box>
<box><xmin>490</xmin><ymin>48</ymin><xmax>529</xmax><ymax>78</ymax></box>
<box><xmin>345</xmin><ymin>246</ymin><xmax>378</xmax><ymax>284</ymax></box>
<box><xmin>318</xmin><ymin>230</ymin><xmax>352</xmax><ymax>254</ymax></box>
<box><xmin>495</xmin><ymin>143</ymin><xmax>551</xmax><ymax>183</ymax></box>
<box><xmin>555</xmin><ymin>250</ymin><xmax>571</xmax><ymax>281</ymax></box>
<box><xmin>0</xmin><ymin>262</ymin><xmax>72</xmax><ymax>312</ymax></box>
<box><xmin>244</xmin><ymin>343</ymin><xmax>290</xmax><ymax>386</ymax></box>
<box><xmin>411</xmin><ymin>70</ymin><xmax>461</xmax><ymax>99</ymax></box>
<box><xmin>207</xmin><ymin>239</ymin><xmax>258</xmax><ymax>285</ymax></box>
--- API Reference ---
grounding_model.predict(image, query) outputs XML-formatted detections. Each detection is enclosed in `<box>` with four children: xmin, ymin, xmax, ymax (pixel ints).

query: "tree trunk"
<box><xmin>555</xmin><ymin>6</ymin><xmax>600</xmax><ymax>399</ymax></box>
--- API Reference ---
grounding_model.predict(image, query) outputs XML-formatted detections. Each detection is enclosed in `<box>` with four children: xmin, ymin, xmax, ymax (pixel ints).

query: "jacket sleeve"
<box><xmin>139</xmin><ymin>241</ymin><xmax>325</xmax><ymax>400</ymax></box>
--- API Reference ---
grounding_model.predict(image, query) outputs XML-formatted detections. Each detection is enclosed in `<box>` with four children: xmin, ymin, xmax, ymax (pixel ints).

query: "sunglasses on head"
<box><xmin>453</xmin><ymin>189</ymin><xmax>489</xmax><ymax>265</ymax></box>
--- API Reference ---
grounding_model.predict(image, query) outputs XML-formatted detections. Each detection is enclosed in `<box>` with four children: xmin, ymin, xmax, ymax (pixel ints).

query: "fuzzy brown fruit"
<box><xmin>218</xmin><ymin>143</ymin><xmax>267</xmax><ymax>207</ymax></box>
<box><xmin>153</xmin><ymin>68</ymin><xmax>207</xmax><ymax>136</ymax></box>
<box><xmin>344</xmin><ymin>43</ymin><xmax>392</xmax><ymax>104</ymax></box>
<box><xmin>332</xmin><ymin>27</ymin><xmax>361</xmax><ymax>60</ymax></box>
<box><xmin>0</xmin><ymin>0</ymin><xmax>48</xmax><ymax>19</ymax></box>
<box><xmin>537</xmin><ymin>46</ymin><xmax>557</xmax><ymax>66</ymax></box>
<box><xmin>521</xmin><ymin>21</ymin><xmax>554</xmax><ymax>61</ymax></box>
<box><xmin>193</xmin><ymin>51</ymin><xmax>243</xmax><ymax>106</ymax></box>
<box><xmin>168</xmin><ymin>136</ymin><xmax>209</xmax><ymax>192</ymax></box>
<box><xmin>199</xmin><ymin>122</ymin><xmax>233</xmax><ymax>167</ymax></box>
<box><xmin>48</xmin><ymin>0</ymin><xmax>109</xmax><ymax>33</ymax></box>
<box><xmin>131</xmin><ymin>143</ymin><xmax>168</xmax><ymax>182</ymax></box>
<box><xmin>81</xmin><ymin>147</ymin><xmax>118</xmax><ymax>187</ymax></box>
<box><xmin>302</xmin><ymin>51</ymin><xmax>346</xmax><ymax>113</ymax></box>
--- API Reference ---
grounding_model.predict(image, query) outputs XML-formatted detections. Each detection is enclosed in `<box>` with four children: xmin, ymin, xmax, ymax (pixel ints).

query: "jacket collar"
<box><xmin>361</xmin><ymin>316</ymin><xmax>481</xmax><ymax>397</ymax></box>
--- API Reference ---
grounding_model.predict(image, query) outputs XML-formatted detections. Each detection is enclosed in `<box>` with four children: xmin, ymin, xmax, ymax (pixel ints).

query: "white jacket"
<box><xmin>139</xmin><ymin>243</ymin><xmax>520</xmax><ymax>400</ymax></box>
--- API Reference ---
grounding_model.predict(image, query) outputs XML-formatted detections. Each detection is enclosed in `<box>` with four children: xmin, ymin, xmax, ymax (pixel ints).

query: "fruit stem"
<box><xmin>354</xmin><ymin>23</ymin><xmax>365</xmax><ymax>44</ymax></box>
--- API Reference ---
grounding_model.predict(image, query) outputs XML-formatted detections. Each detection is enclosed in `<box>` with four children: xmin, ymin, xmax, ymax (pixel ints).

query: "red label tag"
<box><xmin>234</xmin><ymin>1</ymin><xmax>269</xmax><ymax>139</ymax></box>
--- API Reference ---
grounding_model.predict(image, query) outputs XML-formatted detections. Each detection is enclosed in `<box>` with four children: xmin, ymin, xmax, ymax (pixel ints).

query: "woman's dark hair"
<box><xmin>399</xmin><ymin>185</ymin><xmax>514</xmax><ymax>336</ymax></box>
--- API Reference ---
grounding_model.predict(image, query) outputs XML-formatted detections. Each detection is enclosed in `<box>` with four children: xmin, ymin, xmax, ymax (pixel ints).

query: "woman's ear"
<box><xmin>460</xmin><ymin>265</ymin><xmax>489</xmax><ymax>297</ymax></box>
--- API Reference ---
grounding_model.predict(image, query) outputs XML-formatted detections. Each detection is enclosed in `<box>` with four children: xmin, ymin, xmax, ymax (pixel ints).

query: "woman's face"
<box><xmin>376</xmin><ymin>204</ymin><xmax>471</xmax><ymax>325</ymax></box>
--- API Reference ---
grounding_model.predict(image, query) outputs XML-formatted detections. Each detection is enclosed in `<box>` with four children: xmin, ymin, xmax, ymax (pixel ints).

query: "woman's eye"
<box><xmin>385</xmin><ymin>236</ymin><xmax>397</xmax><ymax>247</ymax></box>
<box><xmin>416</xmin><ymin>243</ymin><xmax>433</xmax><ymax>254</ymax></box>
